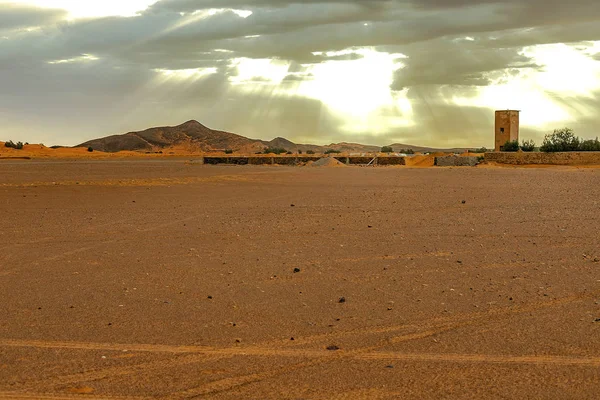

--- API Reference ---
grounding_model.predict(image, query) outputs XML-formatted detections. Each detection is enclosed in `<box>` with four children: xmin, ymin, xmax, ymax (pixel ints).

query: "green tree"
<box><xmin>381</xmin><ymin>146</ymin><xmax>394</xmax><ymax>153</ymax></box>
<box><xmin>501</xmin><ymin>140</ymin><xmax>520</xmax><ymax>152</ymax></box>
<box><xmin>520</xmin><ymin>140</ymin><xmax>536</xmax><ymax>152</ymax></box>
<box><xmin>540</xmin><ymin>128</ymin><xmax>580</xmax><ymax>152</ymax></box>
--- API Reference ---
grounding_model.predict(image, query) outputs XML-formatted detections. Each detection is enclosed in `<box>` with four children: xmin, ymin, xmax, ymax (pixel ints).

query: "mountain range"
<box><xmin>79</xmin><ymin>120</ymin><xmax>470</xmax><ymax>154</ymax></box>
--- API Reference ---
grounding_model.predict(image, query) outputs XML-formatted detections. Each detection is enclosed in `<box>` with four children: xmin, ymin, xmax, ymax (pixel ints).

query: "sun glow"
<box><xmin>453</xmin><ymin>42</ymin><xmax>600</xmax><ymax>130</ymax></box>
<box><xmin>297</xmin><ymin>49</ymin><xmax>412</xmax><ymax>133</ymax></box>
<box><xmin>48</xmin><ymin>54</ymin><xmax>99</xmax><ymax>64</ymax></box>
<box><xmin>0</xmin><ymin>0</ymin><xmax>159</xmax><ymax>18</ymax></box>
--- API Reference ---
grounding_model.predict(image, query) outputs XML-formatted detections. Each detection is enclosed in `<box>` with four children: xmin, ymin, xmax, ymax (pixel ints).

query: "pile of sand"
<box><xmin>405</xmin><ymin>154</ymin><xmax>436</xmax><ymax>167</ymax></box>
<box><xmin>311</xmin><ymin>157</ymin><xmax>347</xmax><ymax>167</ymax></box>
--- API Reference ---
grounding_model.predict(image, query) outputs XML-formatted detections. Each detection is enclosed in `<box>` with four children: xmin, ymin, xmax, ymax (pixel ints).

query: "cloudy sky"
<box><xmin>1</xmin><ymin>0</ymin><xmax>600</xmax><ymax>147</ymax></box>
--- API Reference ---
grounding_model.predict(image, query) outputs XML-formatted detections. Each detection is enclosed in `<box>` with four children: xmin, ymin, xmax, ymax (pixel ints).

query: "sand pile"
<box><xmin>405</xmin><ymin>154</ymin><xmax>436</xmax><ymax>167</ymax></box>
<box><xmin>311</xmin><ymin>157</ymin><xmax>346</xmax><ymax>167</ymax></box>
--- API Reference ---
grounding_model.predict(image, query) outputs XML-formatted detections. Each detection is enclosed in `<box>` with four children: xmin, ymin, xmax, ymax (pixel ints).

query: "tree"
<box><xmin>520</xmin><ymin>140</ymin><xmax>536</xmax><ymax>152</ymax></box>
<box><xmin>306</xmin><ymin>150</ymin><xmax>315</xmax><ymax>155</ymax></box>
<box><xmin>324</xmin><ymin>149</ymin><xmax>341</xmax><ymax>154</ymax></box>
<box><xmin>224</xmin><ymin>149</ymin><xmax>234</xmax><ymax>154</ymax></box>
<box><xmin>501</xmin><ymin>140</ymin><xmax>519</xmax><ymax>152</ymax></box>
<box><xmin>381</xmin><ymin>146</ymin><xmax>394</xmax><ymax>153</ymax></box>
<box><xmin>87</xmin><ymin>146</ymin><xmax>94</xmax><ymax>152</ymax></box>
<box><xmin>579</xmin><ymin>138</ymin><xmax>600</xmax><ymax>152</ymax></box>
<box><xmin>540</xmin><ymin>128</ymin><xmax>580</xmax><ymax>152</ymax></box>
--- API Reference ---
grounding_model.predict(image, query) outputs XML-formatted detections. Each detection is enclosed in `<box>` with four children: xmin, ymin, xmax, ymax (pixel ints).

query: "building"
<box><xmin>495</xmin><ymin>110</ymin><xmax>520</xmax><ymax>151</ymax></box>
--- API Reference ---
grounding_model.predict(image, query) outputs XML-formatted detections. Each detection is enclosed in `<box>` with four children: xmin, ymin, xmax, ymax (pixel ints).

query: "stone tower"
<box><xmin>495</xmin><ymin>110</ymin><xmax>520</xmax><ymax>151</ymax></box>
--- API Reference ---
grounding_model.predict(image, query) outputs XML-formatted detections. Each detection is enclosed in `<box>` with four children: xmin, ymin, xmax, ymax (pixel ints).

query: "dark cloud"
<box><xmin>0</xmin><ymin>0</ymin><xmax>599</xmax><ymax>147</ymax></box>
<box><xmin>0</xmin><ymin>4</ymin><xmax>66</xmax><ymax>31</ymax></box>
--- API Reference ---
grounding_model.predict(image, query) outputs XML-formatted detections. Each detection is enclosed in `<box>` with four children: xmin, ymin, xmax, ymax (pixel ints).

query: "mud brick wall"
<box><xmin>485</xmin><ymin>152</ymin><xmax>600</xmax><ymax>165</ymax></box>
<box><xmin>435</xmin><ymin>155</ymin><xmax>480</xmax><ymax>166</ymax></box>
<box><xmin>377</xmin><ymin>157</ymin><xmax>407</xmax><ymax>166</ymax></box>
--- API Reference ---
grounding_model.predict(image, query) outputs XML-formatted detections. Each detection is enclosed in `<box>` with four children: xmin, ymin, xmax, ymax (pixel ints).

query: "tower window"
<box><xmin>500</xmin><ymin>128</ymin><xmax>505</xmax><ymax>133</ymax></box>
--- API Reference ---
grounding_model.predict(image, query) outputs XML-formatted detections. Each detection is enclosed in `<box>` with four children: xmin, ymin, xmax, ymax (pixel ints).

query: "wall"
<box><xmin>485</xmin><ymin>152</ymin><xmax>600</xmax><ymax>165</ymax></box>
<box><xmin>435</xmin><ymin>155</ymin><xmax>480</xmax><ymax>167</ymax></box>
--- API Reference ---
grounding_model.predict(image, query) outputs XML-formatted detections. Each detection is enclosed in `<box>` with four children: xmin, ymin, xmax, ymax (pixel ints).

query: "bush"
<box><xmin>381</xmin><ymin>146</ymin><xmax>393</xmax><ymax>153</ymax></box>
<box><xmin>306</xmin><ymin>150</ymin><xmax>315</xmax><ymax>155</ymax></box>
<box><xmin>263</xmin><ymin>147</ymin><xmax>287</xmax><ymax>155</ymax></box>
<box><xmin>540</xmin><ymin>128</ymin><xmax>580</xmax><ymax>152</ymax></box>
<box><xmin>397</xmin><ymin>148</ymin><xmax>415</xmax><ymax>155</ymax></box>
<box><xmin>472</xmin><ymin>147</ymin><xmax>489</xmax><ymax>153</ymax></box>
<box><xmin>87</xmin><ymin>146</ymin><xmax>94</xmax><ymax>152</ymax></box>
<box><xmin>579</xmin><ymin>138</ymin><xmax>600</xmax><ymax>152</ymax></box>
<box><xmin>298</xmin><ymin>150</ymin><xmax>303</xmax><ymax>155</ymax></box>
<box><xmin>502</xmin><ymin>140</ymin><xmax>520</xmax><ymax>152</ymax></box>
<box><xmin>325</xmin><ymin>149</ymin><xmax>341</xmax><ymax>154</ymax></box>
<box><xmin>224</xmin><ymin>149</ymin><xmax>233</xmax><ymax>154</ymax></box>
<box><xmin>520</xmin><ymin>140</ymin><xmax>536</xmax><ymax>152</ymax></box>
<box><xmin>4</xmin><ymin>140</ymin><xmax>23</xmax><ymax>149</ymax></box>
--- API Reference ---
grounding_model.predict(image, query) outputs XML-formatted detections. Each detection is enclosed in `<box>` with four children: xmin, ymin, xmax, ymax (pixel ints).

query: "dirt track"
<box><xmin>1</xmin><ymin>160</ymin><xmax>600</xmax><ymax>399</ymax></box>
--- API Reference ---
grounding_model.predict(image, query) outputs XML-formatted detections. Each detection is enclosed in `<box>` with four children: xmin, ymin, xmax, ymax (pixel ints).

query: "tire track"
<box><xmin>0</xmin><ymin>292</ymin><xmax>594</xmax><ymax>398</ymax></box>
<box><xmin>0</xmin><ymin>392</ymin><xmax>148</xmax><ymax>400</ymax></box>
<box><xmin>355</xmin><ymin>352</ymin><xmax>600</xmax><ymax>366</ymax></box>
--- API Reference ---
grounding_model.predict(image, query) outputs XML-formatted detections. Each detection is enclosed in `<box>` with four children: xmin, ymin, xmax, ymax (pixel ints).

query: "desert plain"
<box><xmin>1</xmin><ymin>159</ymin><xmax>600</xmax><ymax>399</ymax></box>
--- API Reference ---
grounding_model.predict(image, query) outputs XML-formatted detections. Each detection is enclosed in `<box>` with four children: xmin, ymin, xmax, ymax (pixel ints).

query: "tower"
<box><xmin>495</xmin><ymin>110</ymin><xmax>520</xmax><ymax>151</ymax></box>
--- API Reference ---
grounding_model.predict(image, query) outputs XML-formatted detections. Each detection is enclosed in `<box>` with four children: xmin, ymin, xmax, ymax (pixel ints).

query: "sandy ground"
<box><xmin>1</xmin><ymin>160</ymin><xmax>600</xmax><ymax>399</ymax></box>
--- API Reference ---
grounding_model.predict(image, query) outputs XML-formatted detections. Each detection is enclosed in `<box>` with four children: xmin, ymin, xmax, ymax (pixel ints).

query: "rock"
<box><xmin>326</xmin><ymin>345</ymin><xmax>340</xmax><ymax>351</ymax></box>
<box><xmin>338</xmin><ymin>297</ymin><xmax>346</xmax><ymax>304</ymax></box>
<box><xmin>385</xmin><ymin>365</ymin><xmax>394</xmax><ymax>369</ymax></box>
<box><xmin>595</xmin><ymin>318</ymin><xmax>600</xmax><ymax>323</ymax></box>
<box><xmin>293</xmin><ymin>268</ymin><xmax>301</xmax><ymax>273</ymax></box>
<box><xmin>207</xmin><ymin>295</ymin><xmax>213</xmax><ymax>299</ymax></box>
<box><xmin>462</xmin><ymin>200</ymin><xmax>466</xmax><ymax>204</ymax></box>
<box><xmin>291</xmin><ymin>204</ymin><xmax>295</xmax><ymax>207</ymax></box>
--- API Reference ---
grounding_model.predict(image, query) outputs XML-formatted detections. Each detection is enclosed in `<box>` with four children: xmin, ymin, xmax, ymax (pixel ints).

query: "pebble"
<box><xmin>293</xmin><ymin>268</ymin><xmax>301</xmax><ymax>273</ymax></box>
<box><xmin>326</xmin><ymin>345</ymin><xmax>340</xmax><ymax>351</ymax></box>
<box><xmin>338</xmin><ymin>297</ymin><xmax>346</xmax><ymax>304</ymax></box>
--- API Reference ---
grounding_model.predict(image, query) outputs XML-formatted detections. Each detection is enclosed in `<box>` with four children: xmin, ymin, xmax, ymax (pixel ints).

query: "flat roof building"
<box><xmin>495</xmin><ymin>110</ymin><xmax>520</xmax><ymax>151</ymax></box>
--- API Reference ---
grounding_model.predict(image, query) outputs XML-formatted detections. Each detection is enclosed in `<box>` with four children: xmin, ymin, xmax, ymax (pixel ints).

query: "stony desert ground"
<box><xmin>1</xmin><ymin>159</ymin><xmax>600</xmax><ymax>399</ymax></box>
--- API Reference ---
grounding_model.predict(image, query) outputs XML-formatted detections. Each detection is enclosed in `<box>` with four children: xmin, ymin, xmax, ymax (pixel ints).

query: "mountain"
<box><xmin>78</xmin><ymin>120</ymin><xmax>472</xmax><ymax>154</ymax></box>
<box><xmin>79</xmin><ymin>120</ymin><xmax>265</xmax><ymax>153</ymax></box>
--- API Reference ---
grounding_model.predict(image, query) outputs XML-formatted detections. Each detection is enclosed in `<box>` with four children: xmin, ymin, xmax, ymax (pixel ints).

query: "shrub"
<box><xmin>325</xmin><ymin>149</ymin><xmax>341</xmax><ymax>154</ymax></box>
<box><xmin>286</xmin><ymin>151</ymin><xmax>293</xmax><ymax>155</ymax></box>
<box><xmin>381</xmin><ymin>146</ymin><xmax>394</xmax><ymax>153</ymax></box>
<box><xmin>501</xmin><ymin>140</ymin><xmax>520</xmax><ymax>152</ymax></box>
<box><xmin>4</xmin><ymin>140</ymin><xmax>23</xmax><ymax>149</ymax></box>
<box><xmin>540</xmin><ymin>128</ymin><xmax>580</xmax><ymax>152</ymax></box>
<box><xmin>263</xmin><ymin>147</ymin><xmax>287</xmax><ymax>155</ymax></box>
<box><xmin>398</xmin><ymin>148</ymin><xmax>415</xmax><ymax>155</ymax></box>
<box><xmin>224</xmin><ymin>149</ymin><xmax>233</xmax><ymax>154</ymax></box>
<box><xmin>306</xmin><ymin>150</ymin><xmax>315</xmax><ymax>155</ymax></box>
<box><xmin>87</xmin><ymin>146</ymin><xmax>94</xmax><ymax>152</ymax></box>
<box><xmin>579</xmin><ymin>138</ymin><xmax>600</xmax><ymax>152</ymax></box>
<box><xmin>520</xmin><ymin>140</ymin><xmax>536</xmax><ymax>152</ymax></box>
<box><xmin>472</xmin><ymin>147</ymin><xmax>489</xmax><ymax>153</ymax></box>
<box><xmin>298</xmin><ymin>150</ymin><xmax>303</xmax><ymax>154</ymax></box>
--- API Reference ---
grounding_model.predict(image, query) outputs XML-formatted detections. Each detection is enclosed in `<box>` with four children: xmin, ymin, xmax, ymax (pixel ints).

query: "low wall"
<box><xmin>485</xmin><ymin>152</ymin><xmax>600</xmax><ymax>165</ymax></box>
<box><xmin>435</xmin><ymin>155</ymin><xmax>479</xmax><ymax>167</ymax></box>
<box><xmin>202</xmin><ymin>156</ymin><xmax>406</xmax><ymax>166</ymax></box>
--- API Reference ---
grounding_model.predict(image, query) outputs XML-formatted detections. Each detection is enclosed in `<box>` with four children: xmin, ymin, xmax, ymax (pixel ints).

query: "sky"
<box><xmin>1</xmin><ymin>0</ymin><xmax>600</xmax><ymax>147</ymax></box>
